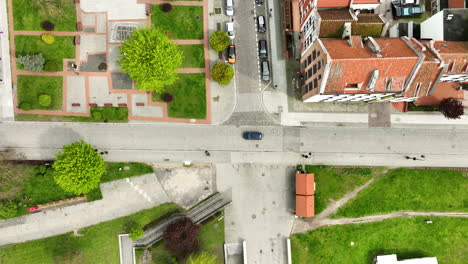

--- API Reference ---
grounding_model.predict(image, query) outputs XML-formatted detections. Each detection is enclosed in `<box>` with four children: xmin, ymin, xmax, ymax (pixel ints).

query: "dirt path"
<box><xmin>291</xmin><ymin>168</ymin><xmax>467</xmax><ymax>234</ymax></box>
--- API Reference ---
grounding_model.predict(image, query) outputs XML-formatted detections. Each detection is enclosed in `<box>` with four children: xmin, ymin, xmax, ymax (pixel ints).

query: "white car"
<box><xmin>226</xmin><ymin>22</ymin><xmax>235</xmax><ymax>39</ymax></box>
<box><xmin>226</xmin><ymin>0</ymin><xmax>234</xmax><ymax>16</ymax></box>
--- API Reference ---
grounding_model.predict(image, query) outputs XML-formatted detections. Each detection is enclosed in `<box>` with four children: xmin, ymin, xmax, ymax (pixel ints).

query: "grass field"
<box><xmin>300</xmin><ymin>165</ymin><xmax>380</xmax><ymax>215</ymax></box>
<box><xmin>291</xmin><ymin>216</ymin><xmax>468</xmax><ymax>264</ymax></box>
<box><xmin>15</xmin><ymin>35</ymin><xmax>75</xmax><ymax>72</ymax></box>
<box><xmin>179</xmin><ymin>45</ymin><xmax>205</xmax><ymax>68</ymax></box>
<box><xmin>152</xmin><ymin>73</ymin><xmax>206</xmax><ymax>119</ymax></box>
<box><xmin>334</xmin><ymin>168</ymin><xmax>468</xmax><ymax>218</ymax></box>
<box><xmin>15</xmin><ymin>107</ymin><xmax>128</xmax><ymax>122</ymax></box>
<box><xmin>17</xmin><ymin>75</ymin><xmax>63</xmax><ymax>110</ymax></box>
<box><xmin>12</xmin><ymin>0</ymin><xmax>77</xmax><ymax>31</ymax></box>
<box><xmin>0</xmin><ymin>204</ymin><xmax>179</xmax><ymax>264</ymax></box>
<box><xmin>137</xmin><ymin>212</ymin><xmax>225</xmax><ymax>264</ymax></box>
<box><xmin>151</xmin><ymin>5</ymin><xmax>204</xmax><ymax>39</ymax></box>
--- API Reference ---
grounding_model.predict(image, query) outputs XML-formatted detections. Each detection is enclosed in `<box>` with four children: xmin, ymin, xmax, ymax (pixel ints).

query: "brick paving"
<box><xmin>7</xmin><ymin>0</ymin><xmax>211</xmax><ymax>123</ymax></box>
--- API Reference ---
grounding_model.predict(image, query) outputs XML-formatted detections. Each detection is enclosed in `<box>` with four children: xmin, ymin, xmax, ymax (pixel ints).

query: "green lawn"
<box><xmin>12</xmin><ymin>0</ymin><xmax>77</xmax><ymax>31</ymax></box>
<box><xmin>17</xmin><ymin>75</ymin><xmax>63</xmax><ymax>110</ymax></box>
<box><xmin>152</xmin><ymin>73</ymin><xmax>206</xmax><ymax>119</ymax></box>
<box><xmin>291</xmin><ymin>217</ymin><xmax>468</xmax><ymax>264</ymax></box>
<box><xmin>334</xmin><ymin>168</ymin><xmax>468</xmax><ymax>218</ymax></box>
<box><xmin>151</xmin><ymin>5</ymin><xmax>204</xmax><ymax>39</ymax></box>
<box><xmin>137</xmin><ymin>211</ymin><xmax>225</xmax><ymax>264</ymax></box>
<box><xmin>15</xmin><ymin>107</ymin><xmax>128</xmax><ymax>122</ymax></box>
<box><xmin>300</xmin><ymin>165</ymin><xmax>380</xmax><ymax>215</ymax></box>
<box><xmin>0</xmin><ymin>204</ymin><xmax>179</xmax><ymax>264</ymax></box>
<box><xmin>179</xmin><ymin>45</ymin><xmax>205</xmax><ymax>68</ymax></box>
<box><xmin>352</xmin><ymin>23</ymin><xmax>383</xmax><ymax>38</ymax></box>
<box><xmin>15</xmin><ymin>35</ymin><xmax>75</xmax><ymax>72</ymax></box>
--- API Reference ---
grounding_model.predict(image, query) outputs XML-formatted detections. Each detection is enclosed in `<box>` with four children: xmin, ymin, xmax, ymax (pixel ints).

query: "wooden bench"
<box><xmin>104</xmin><ymin>103</ymin><xmax>113</xmax><ymax>107</ymax></box>
<box><xmin>136</xmin><ymin>102</ymin><xmax>145</xmax><ymax>106</ymax></box>
<box><xmin>89</xmin><ymin>103</ymin><xmax>98</xmax><ymax>107</ymax></box>
<box><xmin>74</xmin><ymin>36</ymin><xmax>80</xmax><ymax>45</ymax></box>
<box><xmin>71</xmin><ymin>103</ymin><xmax>80</xmax><ymax>107</ymax></box>
<box><xmin>118</xmin><ymin>103</ymin><xmax>127</xmax><ymax>107</ymax></box>
<box><xmin>76</xmin><ymin>22</ymin><xmax>82</xmax><ymax>32</ymax></box>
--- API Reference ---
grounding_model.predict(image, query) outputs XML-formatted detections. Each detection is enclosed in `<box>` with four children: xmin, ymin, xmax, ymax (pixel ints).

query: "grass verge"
<box><xmin>179</xmin><ymin>44</ymin><xmax>205</xmax><ymax>68</ymax></box>
<box><xmin>12</xmin><ymin>0</ymin><xmax>77</xmax><ymax>31</ymax></box>
<box><xmin>152</xmin><ymin>73</ymin><xmax>206</xmax><ymax>119</ymax></box>
<box><xmin>291</xmin><ymin>216</ymin><xmax>468</xmax><ymax>264</ymax></box>
<box><xmin>15</xmin><ymin>35</ymin><xmax>75</xmax><ymax>72</ymax></box>
<box><xmin>15</xmin><ymin>107</ymin><xmax>128</xmax><ymax>122</ymax></box>
<box><xmin>0</xmin><ymin>204</ymin><xmax>179</xmax><ymax>264</ymax></box>
<box><xmin>333</xmin><ymin>168</ymin><xmax>468</xmax><ymax>218</ymax></box>
<box><xmin>300</xmin><ymin>165</ymin><xmax>380</xmax><ymax>215</ymax></box>
<box><xmin>17</xmin><ymin>75</ymin><xmax>63</xmax><ymax>110</ymax></box>
<box><xmin>151</xmin><ymin>5</ymin><xmax>204</xmax><ymax>39</ymax></box>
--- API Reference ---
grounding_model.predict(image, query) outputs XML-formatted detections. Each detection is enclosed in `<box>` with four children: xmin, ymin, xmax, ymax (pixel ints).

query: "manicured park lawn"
<box><xmin>17</xmin><ymin>75</ymin><xmax>63</xmax><ymax>110</ymax></box>
<box><xmin>179</xmin><ymin>44</ymin><xmax>205</xmax><ymax>68</ymax></box>
<box><xmin>152</xmin><ymin>73</ymin><xmax>206</xmax><ymax>119</ymax></box>
<box><xmin>151</xmin><ymin>5</ymin><xmax>204</xmax><ymax>39</ymax></box>
<box><xmin>300</xmin><ymin>165</ymin><xmax>380</xmax><ymax>214</ymax></box>
<box><xmin>291</xmin><ymin>217</ymin><xmax>468</xmax><ymax>264</ymax></box>
<box><xmin>15</xmin><ymin>35</ymin><xmax>75</xmax><ymax>72</ymax></box>
<box><xmin>334</xmin><ymin>168</ymin><xmax>468</xmax><ymax>218</ymax></box>
<box><xmin>0</xmin><ymin>204</ymin><xmax>179</xmax><ymax>264</ymax></box>
<box><xmin>137</xmin><ymin>212</ymin><xmax>225</xmax><ymax>264</ymax></box>
<box><xmin>12</xmin><ymin>0</ymin><xmax>77</xmax><ymax>31</ymax></box>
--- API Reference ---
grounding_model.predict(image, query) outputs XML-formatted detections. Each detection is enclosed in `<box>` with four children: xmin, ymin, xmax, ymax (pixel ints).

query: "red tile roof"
<box><xmin>416</xmin><ymin>82</ymin><xmax>464</xmax><ymax>105</ymax></box>
<box><xmin>322</xmin><ymin>38</ymin><xmax>417</xmax><ymax>59</ymax></box>
<box><xmin>434</xmin><ymin>41</ymin><xmax>468</xmax><ymax>74</ymax></box>
<box><xmin>434</xmin><ymin>41</ymin><xmax>468</xmax><ymax>53</ymax></box>
<box><xmin>317</xmin><ymin>0</ymin><xmax>351</xmax><ymax>8</ymax></box>
<box><xmin>296</xmin><ymin>195</ymin><xmax>315</xmax><ymax>217</ymax></box>
<box><xmin>296</xmin><ymin>173</ymin><xmax>315</xmax><ymax>195</ymax></box>
<box><xmin>449</xmin><ymin>0</ymin><xmax>465</xmax><ymax>8</ymax></box>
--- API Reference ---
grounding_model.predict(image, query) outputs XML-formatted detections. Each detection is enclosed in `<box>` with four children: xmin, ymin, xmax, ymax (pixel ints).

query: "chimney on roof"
<box><xmin>366</xmin><ymin>70</ymin><xmax>379</xmax><ymax>92</ymax></box>
<box><xmin>365</xmin><ymin>37</ymin><xmax>382</xmax><ymax>57</ymax></box>
<box><xmin>342</xmin><ymin>22</ymin><xmax>352</xmax><ymax>40</ymax></box>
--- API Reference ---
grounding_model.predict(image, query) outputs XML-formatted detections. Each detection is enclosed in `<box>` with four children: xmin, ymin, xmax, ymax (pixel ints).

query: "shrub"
<box><xmin>187</xmin><ymin>251</ymin><xmax>218</xmax><ymax>264</ymax></box>
<box><xmin>163</xmin><ymin>217</ymin><xmax>200</xmax><ymax>257</ymax></box>
<box><xmin>53</xmin><ymin>141</ymin><xmax>106</xmax><ymax>195</ymax></box>
<box><xmin>129</xmin><ymin>225</ymin><xmax>144</xmax><ymax>241</ymax></box>
<box><xmin>92</xmin><ymin>110</ymin><xmax>103</xmax><ymax>121</ymax></box>
<box><xmin>17</xmin><ymin>54</ymin><xmax>45</xmax><ymax>72</ymax></box>
<box><xmin>41</xmin><ymin>21</ymin><xmax>55</xmax><ymax>31</ymax></box>
<box><xmin>38</xmin><ymin>94</ymin><xmax>52</xmax><ymax>107</ymax></box>
<box><xmin>209</xmin><ymin>31</ymin><xmax>231</xmax><ymax>52</ymax></box>
<box><xmin>162</xmin><ymin>3</ymin><xmax>172</xmax><ymax>12</ymax></box>
<box><xmin>41</xmin><ymin>34</ymin><xmax>55</xmax><ymax>44</ymax></box>
<box><xmin>211</xmin><ymin>62</ymin><xmax>234</xmax><ymax>85</ymax></box>
<box><xmin>43</xmin><ymin>60</ymin><xmax>59</xmax><ymax>72</ymax></box>
<box><xmin>439</xmin><ymin>98</ymin><xmax>464</xmax><ymax>119</ymax></box>
<box><xmin>34</xmin><ymin>164</ymin><xmax>48</xmax><ymax>176</ymax></box>
<box><xmin>119</xmin><ymin>28</ymin><xmax>183</xmax><ymax>92</ymax></box>
<box><xmin>161</xmin><ymin>93</ymin><xmax>174</xmax><ymax>103</ymax></box>
<box><xmin>19</xmin><ymin>102</ymin><xmax>32</xmax><ymax>111</ymax></box>
<box><xmin>0</xmin><ymin>200</ymin><xmax>18</xmax><ymax>219</ymax></box>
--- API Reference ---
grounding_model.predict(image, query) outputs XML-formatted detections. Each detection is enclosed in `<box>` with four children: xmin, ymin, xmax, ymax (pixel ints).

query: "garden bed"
<box><xmin>151</xmin><ymin>5</ymin><xmax>204</xmax><ymax>39</ymax></box>
<box><xmin>17</xmin><ymin>75</ymin><xmax>63</xmax><ymax>110</ymax></box>
<box><xmin>15</xmin><ymin>107</ymin><xmax>129</xmax><ymax>122</ymax></box>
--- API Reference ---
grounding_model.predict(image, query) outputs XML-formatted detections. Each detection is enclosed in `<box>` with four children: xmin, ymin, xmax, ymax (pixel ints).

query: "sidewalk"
<box><xmin>0</xmin><ymin>0</ymin><xmax>14</xmax><ymax>121</ymax></box>
<box><xmin>0</xmin><ymin>173</ymin><xmax>170</xmax><ymax>246</ymax></box>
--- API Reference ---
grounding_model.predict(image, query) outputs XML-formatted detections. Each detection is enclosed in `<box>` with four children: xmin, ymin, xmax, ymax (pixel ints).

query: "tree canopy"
<box><xmin>211</xmin><ymin>62</ymin><xmax>234</xmax><ymax>85</ymax></box>
<box><xmin>119</xmin><ymin>27</ymin><xmax>183</xmax><ymax>92</ymax></box>
<box><xmin>53</xmin><ymin>141</ymin><xmax>106</xmax><ymax>195</ymax></box>
<box><xmin>163</xmin><ymin>217</ymin><xmax>200</xmax><ymax>257</ymax></box>
<box><xmin>209</xmin><ymin>31</ymin><xmax>231</xmax><ymax>52</ymax></box>
<box><xmin>439</xmin><ymin>97</ymin><xmax>464</xmax><ymax>119</ymax></box>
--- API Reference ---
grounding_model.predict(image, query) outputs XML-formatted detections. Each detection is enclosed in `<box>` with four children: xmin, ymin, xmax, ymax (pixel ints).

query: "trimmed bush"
<box><xmin>41</xmin><ymin>21</ymin><xmax>55</xmax><ymax>31</ymax></box>
<box><xmin>92</xmin><ymin>111</ymin><xmax>103</xmax><ymax>121</ymax></box>
<box><xmin>129</xmin><ymin>225</ymin><xmax>144</xmax><ymax>241</ymax></box>
<box><xmin>209</xmin><ymin>31</ymin><xmax>231</xmax><ymax>52</ymax></box>
<box><xmin>161</xmin><ymin>93</ymin><xmax>174</xmax><ymax>103</ymax></box>
<box><xmin>38</xmin><ymin>94</ymin><xmax>52</xmax><ymax>107</ymax></box>
<box><xmin>162</xmin><ymin>3</ymin><xmax>172</xmax><ymax>12</ymax></box>
<box><xmin>0</xmin><ymin>200</ymin><xmax>18</xmax><ymax>220</ymax></box>
<box><xmin>20</xmin><ymin>102</ymin><xmax>32</xmax><ymax>111</ymax></box>
<box><xmin>17</xmin><ymin>54</ymin><xmax>45</xmax><ymax>72</ymax></box>
<box><xmin>41</xmin><ymin>34</ymin><xmax>55</xmax><ymax>44</ymax></box>
<box><xmin>211</xmin><ymin>62</ymin><xmax>234</xmax><ymax>85</ymax></box>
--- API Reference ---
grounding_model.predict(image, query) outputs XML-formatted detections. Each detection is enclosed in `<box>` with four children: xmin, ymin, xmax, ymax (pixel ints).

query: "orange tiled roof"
<box><xmin>449</xmin><ymin>0</ymin><xmax>465</xmax><ymax>8</ymax></box>
<box><xmin>296</xmin><ymin>173</ymin><xmax>315</xmax><ymax>195</ymax></box>
<box><xmin>416</xmin><ymin>82</ymin><xmax>464</xmax><ymax>105</ymax></box>
<box><xmin>321</xmin><ymin>38</ymin><xmax>417</xmax><ymax>59</ymax></box>
<box><xmin>317</xmin><ymin>0</ymin><xmax>351</xmax><ymax>8</ymax></box>
<box><xmin>434</xmin><ymin>41</ymin><xmax>468</xmax><ymax>74</ymax></box>
<box><xmin>296</xmin><ymin>195</ymin><xmax>315</xmax><ymax>217</ymax></box>
<box><xmin>434</xmin><ymin>41</ymin><xmax>468</xmax><ymax>53</ymax></box>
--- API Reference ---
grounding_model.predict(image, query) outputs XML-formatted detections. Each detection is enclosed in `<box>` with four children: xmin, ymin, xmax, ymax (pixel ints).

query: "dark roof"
<box><xmin>444</xmin><ymin>9</ymin><xmax>468</xmax><ymax>41</ymax></box>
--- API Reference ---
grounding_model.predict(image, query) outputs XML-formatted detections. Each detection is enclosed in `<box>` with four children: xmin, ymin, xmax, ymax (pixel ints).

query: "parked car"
<box><xmin>261</xmin><ymin>61</ymin><xmax>270</xmax><ymax>81</ymax></box>
<box><xmin>228</xmin><ymin>45</ymin><xmax>236</xmax><ymax>64</ymax></box>
<box><xmin>257</xmin><ymin>15</ymin><xmax>266</xmax><ymax>33</ymax></box>
<box><xmin>258</xmin><ymin>40</ymin><xmax>267</xmax><ymax>59</ymax></box>
<box><xmin>255</xmin><ymin>0</ymin><xmax>264</xmax><ymax>4</ymax></box>
<box><xmin>226</xmin><ymin>22</ymin><xmax>235</xmax><ymax>39</ymax></box>
<box><xmin>225</xmin><ymin>0</ymin><xmax>234</xmax><ymax>16</ymax></box>
<box><xmin>400</xmin><ymin>0</ymin><xmax>420</xmax><ymax>5</ymax></box>
<box><xmin>242</xmin><ymin>131</ymin><xmax>263</xmax><ymax>140</ymax></box>
<box><xmin>392</xmin><ymin>3</ymin><xmax>423</xmax><ymax>17</ymax></box>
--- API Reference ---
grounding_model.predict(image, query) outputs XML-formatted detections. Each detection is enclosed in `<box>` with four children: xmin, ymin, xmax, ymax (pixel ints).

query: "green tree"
<box><xmin>211</xmin><ymin>62</ymin><xmax>234</xmax><ymax>85</ymax></box>
<box><xmin>53</xmin><ymin>141</ymin><xmax>106</xmax><ymax>195</ymax></box>
<box><xmin>129</xmin><ymin>225</ymin><xmax>144</xmax><ymax>241</ymax></box>
<box><xmin>187</xmin><ymin>251</ymin><xmax>217</xmax><ymax>264</ymax></box>
<box><xmin>209</xmin><ymin>31</ymin><xmax>231</xmax><ymax>52</ymax></box>
<box><xmin>119</xmin><ymin>28</ymin><xmax>183</xmax><ymax>93</ymax></box>
<box><xmin>38</xmin><ymin>94</ymin><xmax>52</xmax><ymax>107</ymax></box>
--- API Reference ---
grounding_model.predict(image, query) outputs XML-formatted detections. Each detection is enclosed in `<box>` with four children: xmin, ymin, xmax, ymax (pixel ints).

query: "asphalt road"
<box><xmin>1</xmin><ymin>122</ymin><xmax>468</xmax><ymax>167</ymax></box>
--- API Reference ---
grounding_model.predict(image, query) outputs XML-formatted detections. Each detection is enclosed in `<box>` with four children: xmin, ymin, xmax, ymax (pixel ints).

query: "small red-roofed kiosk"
<box><xmin>295</xmin><ymin>173</ymin><xmax>315</xmax><ymax>217</ymax></box>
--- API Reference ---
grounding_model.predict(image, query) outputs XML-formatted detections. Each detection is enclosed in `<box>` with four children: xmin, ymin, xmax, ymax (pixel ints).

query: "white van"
<box><xmin>400</xmin><ymin>0</ymin><xmax>419</xmax><ymax>5</ymax></box>
<box><xmin>226</xmin><ymin>22</ymin><xmax>235</xmax><ymax>39</ymax></box>
<box><xmin>226</xmin><ymin>0</ymin><xmax>234</xmax><ymax>16</ymax></box>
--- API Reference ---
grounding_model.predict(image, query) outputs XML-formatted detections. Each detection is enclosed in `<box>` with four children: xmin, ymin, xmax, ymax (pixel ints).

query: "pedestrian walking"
<box><xmin>420</xmin><ymin>155</ymin><xmax>425</xmax><ymax>160</ymax></box>
<box><xmin>405</xmin><ymin>156</ymin><xmax>411</xmax><ymax>159</ymax></box>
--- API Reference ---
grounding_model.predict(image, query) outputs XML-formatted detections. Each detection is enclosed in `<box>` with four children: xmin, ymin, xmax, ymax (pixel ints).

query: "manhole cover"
<box><xmin>111</xmin><ymin>23</ymin><xmax>137</xmax><ymax>42</ymax></box>
<box><xmin>251</xmin><ymin>214</ymin><xmax>256</xmax><ymax>219</ymax></box>
<box><xmin>214</xmin><ymin>8</ymin><xmax>221</xmax><ymax>14</ymax></box>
